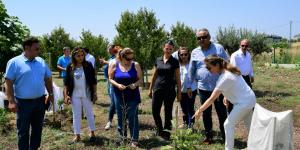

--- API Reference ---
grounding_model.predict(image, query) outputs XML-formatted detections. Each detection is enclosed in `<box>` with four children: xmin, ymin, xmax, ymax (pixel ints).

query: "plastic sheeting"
<box><xmin>46</xmin><ymin>82</ymin><xmax>64</xmax><ymax>112</ymax></box>
<box><xmin>248</xmin><ymin>103</ymin><xmax>294</xmax><ymax>150</ymax></box>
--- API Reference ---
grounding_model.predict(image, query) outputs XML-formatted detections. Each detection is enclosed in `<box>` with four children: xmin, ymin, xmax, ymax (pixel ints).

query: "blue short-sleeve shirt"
<box><xmin>57</xmin><ymin>55</ymin><xmax>71</xmax><ymax>78</ymax></box>
<box><xmin>4</xmin><ymin>54</ymin><xmax>52</xmax><ymax>99</ymax></box>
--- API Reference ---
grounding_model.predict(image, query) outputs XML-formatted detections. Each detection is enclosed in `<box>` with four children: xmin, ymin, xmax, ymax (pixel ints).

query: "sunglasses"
<box><xmin>124</xmin><ymin>57</ymin><xmax>134</xmax><ymax>61</ymax></box>
<box><xmin>197</xmin><ymin>35</ymin><xmax>208</xmax><ymax>40</ymax></box>
<box><xmin>179</xmin><ymin>53</ymin><xmax>188</xmax><ymax>57</ymax></box>
<box><xmin>241</xmin><ymin>45</ymin><xmax>248</xmax><ymax>48</ymax></box>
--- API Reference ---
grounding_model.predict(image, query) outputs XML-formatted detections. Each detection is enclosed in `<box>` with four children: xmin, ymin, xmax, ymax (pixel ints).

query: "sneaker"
<box><xmin>130</xmin><ymin>141</ymin><xmax>138</xmax><ymax>148</ymax></box>
<box><xmin>178</xmin><ymin>124</ymin><xmax>186</xmax><ymax>129</ymax></box>
<box><xmin>105</xmin><ymin>121</ymin><xmax>112</xmax><ymax>130</ymax></box>
<box><xmin>203</xmin><ymin>137</ymin><xmax>212</xmax><ymax>144</ymax></box>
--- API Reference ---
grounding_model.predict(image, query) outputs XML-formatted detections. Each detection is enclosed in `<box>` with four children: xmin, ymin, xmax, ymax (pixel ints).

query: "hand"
<box><xmin>187</xmin><ymin>89</ymin><xmax>193</xmax><ymax>98</ymax></box>
<box><xmin>177</xmin><ymin>93</ymin><xmax>182</xmax><ymax>102</ymax></box>
<box><xmin>8</xmin><ymin>100</ymin><xmax>18</xmax><ymax>113</ymax></box>
<box><xmin>192</xmin><ymin>109</ymin><xmax>202</xmax><ymax>120</ymax></box>
<box><xmin>93</xmin><ymin>94</ymin><xmax>98</xmax><ymax>103</ymax></box>
<box><xmin>99</xmin><ymin>58</ymin><xmax>107</xmax><ymax>65</ymax></box>
<box><xmin>117</xmin><ymin>84</ymin><xmax>126</xmax><ymax>90</ymax></box>
<box><xmin>46</xmin><ymin>95</ymin><xmax>54</xmax><ymax>105</ymax></box>
<box><xmin>148</xmin><ymin>90</ymin><xmax>153</xmax><ymax>98</ymax></box>
<box><xmin>223</xmin><ymin>98</ymin><xmax>229</xmax><ymax>107</ymax></box>
<box><xmin>250</xmin><ymin>77</ymin><xmax>254</xmax><ymax>83</ymax></box>
<box><xmin>64</xmin><ymin>96</ymin><xmax>71</xmax><ymax>105</ymax></box>
<box><xmin>128</xmin><ymin>83</ymin><xmax>137</xmax><ymax>90</ymax></box>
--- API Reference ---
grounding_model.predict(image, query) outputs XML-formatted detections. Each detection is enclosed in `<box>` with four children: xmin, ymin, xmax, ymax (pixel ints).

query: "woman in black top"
<box><xmin>148</xmin><ymin>40</ymin><xmax>181</xmax><ymax>140</ymax></box>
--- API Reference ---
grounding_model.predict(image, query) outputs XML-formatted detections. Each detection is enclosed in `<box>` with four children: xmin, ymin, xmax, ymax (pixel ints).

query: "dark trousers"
<box><xmin>227</xmin><ymin>75</ymin><xmax>252</xmax><ymax>113</ymax></box>
<box><xmin>180</xmin><ymin>90</ymin><xmax>197</xmax><ymax>127</ymax></box>
<box><xmin>198</xmin><ymin>89</ymin><xmax>227</xmax><ymax>139</ymax></box>
<box><xmin>16</xmin><ymin>96</ymin><xmax>46</xmax><ymax>150</ymax></box>
<box><xmin>152</xmin><ymin>89</ymin><xmax>176</xmax><ymax>133</ymax></box>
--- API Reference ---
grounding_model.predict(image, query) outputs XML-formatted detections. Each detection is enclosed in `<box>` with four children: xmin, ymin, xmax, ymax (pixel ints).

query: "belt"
<box><xmin>16</xmin><ymin>95</ymin><xmax>46</xmax><ymax>102</ymax></box>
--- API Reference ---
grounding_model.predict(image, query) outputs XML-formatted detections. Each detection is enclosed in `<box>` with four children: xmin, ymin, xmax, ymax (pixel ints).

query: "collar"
<box><xmin>22</xmin><ymin>53</ymin><xmax>36</xmax><ymax>62</ymax></box>
<box><xmin>238</xmin><ymin>49</ymin><xmax>248</xmax><ymax>56</ymax></box>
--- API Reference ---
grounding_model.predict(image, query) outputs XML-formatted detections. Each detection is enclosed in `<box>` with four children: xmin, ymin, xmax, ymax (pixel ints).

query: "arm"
<box><xmin>57</xmin><ymin>65</ymin><xmax>66</xmax><ymax>72</ymax></box>
<box><xmin>175</xmin><ymin>68</ymin><xmax>182</xmax><ymax>102</ymax></box>
<box><xmin>148</xmin><ymin>67</ymin><xmax>158</xmax><ymax>98</ymax></box>
<box><xmin>129</xmin><ymin>62</ymin><xmax>143</xmax><ymax>89</ymax></box>
<box><xmin>108</xmin><ymin>62</ymin><xmax>126</xmax><ymax>90</ymax></box>
<box><xmin>44</xmin><ymin>77</ymin><xmax>54</xmax><ymax>104</ymax></box>
<box><xmin>192</xmin><ymin>89</ymin><xmax>222</xmax><ymax>119</ymax></box>
<box><xmin>5</xmin><ymin>79</ymin><xmax>17</xmax><ymax>112</ymax></box>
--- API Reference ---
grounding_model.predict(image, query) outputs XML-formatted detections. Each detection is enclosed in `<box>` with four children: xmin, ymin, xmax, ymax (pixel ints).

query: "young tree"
<box><xmin>170</xmin><ymin>22</ymin><xmax>197</xmax><ymax>50</ymax></box>
<box><xmin>0</xmin><ymin>0</ymin><xmax>30</xmax><ymax>74</ymax></box>
<box><xmin>80</xmin><ymin>29</ymin><xmax>109</xmax><ymax>68</ymax></box>
<box><xmin>39</xmin><ymin>26</ymin><xmax>77</xmax><ymax>69</ymax></box>
<box><xmin>114</xmin><ymin>8</ymin><xmax>168</xmax><ymax>86</ymax></box>
<box><xmin>216</xmin><ymin>25</ymin><xmax>271</xmax><ymax>56</ymax></box>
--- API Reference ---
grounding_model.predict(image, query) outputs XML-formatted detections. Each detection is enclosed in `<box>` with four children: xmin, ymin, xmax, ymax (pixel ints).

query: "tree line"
<box><xmin>1</xmin><ymin>0</ymin><xmax>276</xmax><ymax>80</ymax></box>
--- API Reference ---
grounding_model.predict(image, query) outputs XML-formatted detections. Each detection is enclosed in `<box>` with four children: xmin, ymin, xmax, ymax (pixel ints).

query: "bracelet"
<box><xmin>49</xmin><ymin>93</ymin><xmax>54</xmax><ymax>96</ymax></box>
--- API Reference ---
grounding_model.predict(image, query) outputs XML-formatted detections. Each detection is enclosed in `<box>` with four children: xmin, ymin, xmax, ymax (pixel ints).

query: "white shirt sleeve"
<box><xmin>230</xmin><ymin>53</ymin><xmax>237</xmax><ymax>67</ymax></box>
<box><xmin>215</xmin><ymin>73</ymin><xmax>234</xmax><ymax>92</ymax></box>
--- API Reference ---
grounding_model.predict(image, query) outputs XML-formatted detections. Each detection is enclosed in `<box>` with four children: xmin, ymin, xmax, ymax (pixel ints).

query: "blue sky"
<box><xmin>3</xmin><ymin>0</ymin><xmax>300</xmax><ymax>41</ymax></box>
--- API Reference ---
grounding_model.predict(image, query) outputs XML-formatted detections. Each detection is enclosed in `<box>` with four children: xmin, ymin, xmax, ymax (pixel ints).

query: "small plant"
<box><xmin>57</xmin><ymin>98</ymin><xmax>64</xmax><ymax>112</ymax></box>
<box><xmin>0</xmin><ymin>108</ymin><xmax>9</xmax><ymax>134</ymax></box>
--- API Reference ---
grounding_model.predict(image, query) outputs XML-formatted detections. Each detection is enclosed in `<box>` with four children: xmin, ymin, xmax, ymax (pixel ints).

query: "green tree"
<box><xmin>39</xmin><ymin>26</ymin><xmax>77</xmax><ymax>70</ymax></box>
<box><xmin>114</xmin><ymin>8</ymin><xmax>168</xmax><ymax>85</ymax></box>
<box><xmin>79</xmin><ymin>29</ymin><xmax>109</xmax><ymax>68</ymax></box>
<box><xmin>216</xmin><ymin>25</ymin><xmax>272</xmax><ymax>56</ymax></box>
<box><xmin>0</xmin><ymin>0</ymin><xmax>29</xmax><ymax>74</ymax></box>
<box><xmin>170</xmin><ymin>22</ymin><xmax>197</xmax><ymax>50</ymax></box>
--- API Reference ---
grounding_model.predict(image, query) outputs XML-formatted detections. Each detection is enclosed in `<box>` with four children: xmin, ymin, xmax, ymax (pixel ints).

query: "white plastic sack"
<box><xmin>0</xmin><ymin>91</ymin><xmax>6</xmax><ymax>108</ymax></box>
<box><xmin>46</xmin><ymin>82</ymin><xmax>64</xmax><ymax>112</ymax></box>
<box><xmin>248</xmin><ymin>103</ymin><xmax>294</xmax><ymax>150</ymax></box>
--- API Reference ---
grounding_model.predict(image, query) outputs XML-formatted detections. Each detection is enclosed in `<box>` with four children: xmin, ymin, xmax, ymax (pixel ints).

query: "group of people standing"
<box><xmin>5</xmin><ymin>27</ymin><xmax>256</xmax><ymax>150</ymax></box>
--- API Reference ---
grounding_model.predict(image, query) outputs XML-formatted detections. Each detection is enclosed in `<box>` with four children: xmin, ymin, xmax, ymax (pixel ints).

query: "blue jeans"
<box><xmin>16</xmin><ymin>96</ymin><xmax>46</xmax><ymax>150</ymax></box>
<box><xmin>114</xmin><ymin>93</ymin><xmax>139</xmax><ymax>141</ymax></box>
<box><xmin>107</xmin><ymin>81</ymin><xmax>115</xmax><ymax>122</ymax></box>
<box><xmin>198</xmin><ymin>89</ymin><xmax>227</xmax><ymax>139</ymax></box>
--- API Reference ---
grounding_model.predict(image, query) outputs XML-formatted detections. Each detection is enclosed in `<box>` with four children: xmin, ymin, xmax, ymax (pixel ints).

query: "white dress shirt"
<box><xmin>85</xmin><ymin>53</ymin><xmax>95</xmax><ymax>68</ymax></box>
<box><xmin>230</xmin><ymin>49</ymin><xmax>254</xmax><ymax>77</ymax></box>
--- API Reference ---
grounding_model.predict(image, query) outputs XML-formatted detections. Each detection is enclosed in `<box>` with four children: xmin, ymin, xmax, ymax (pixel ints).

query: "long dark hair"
<box><xmin>204</xmin><ymin>55</ymin><xmax>241</xmax><ymax>75</ymax></box>
<box><xmin>71</xmin><ymin>47</ymin><xmax>88</xmax><ymax>69</ymax></box>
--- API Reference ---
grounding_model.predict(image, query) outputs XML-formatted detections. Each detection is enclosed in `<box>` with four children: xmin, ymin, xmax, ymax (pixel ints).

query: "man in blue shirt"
<box><xmin>188</xmin><ymin>28</ymin><xmax>228</xmax><ymax>144</ymax></box>
<box><xmin>57</xmin><ymin>47</ymin><xmax>71</xmax><ymax>83</ymax></box>
<box><xmin>5</xmin><ymin>37</ymin><xmax>54</xmax><ymax>150</ymax></box>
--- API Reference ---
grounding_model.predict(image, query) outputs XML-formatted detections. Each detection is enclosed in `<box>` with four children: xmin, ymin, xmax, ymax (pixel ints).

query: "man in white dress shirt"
<box><xmin>230</xmin><ymin>39</ymin><xmax>254</xmax><ymax>88</ymax></box>
<box><xmin>83</xmin><ymin>47</ymin><xmax>96</xmax><ymax>68</ymax></box>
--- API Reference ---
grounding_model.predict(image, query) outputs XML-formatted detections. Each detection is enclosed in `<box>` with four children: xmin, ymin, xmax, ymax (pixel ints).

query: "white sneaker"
<box><xmin>105</xmin><ymin>121</ymin><xmax>112</xmax><ymax>130</ymax></box>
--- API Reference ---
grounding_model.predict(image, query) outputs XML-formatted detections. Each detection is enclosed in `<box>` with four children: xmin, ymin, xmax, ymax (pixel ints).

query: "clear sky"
<box><xmin>3</xmin><ymin>0</ymin><xmax>300</xmax><ymax>41</ymax></box>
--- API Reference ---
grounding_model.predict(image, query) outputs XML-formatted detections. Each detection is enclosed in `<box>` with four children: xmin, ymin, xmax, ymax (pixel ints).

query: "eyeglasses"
<box><xmin>206</xmin><ymin>65</ymin><xmax>211</xmax><ymax>71</ymax></box>
<box><xmin>197</xmin><ymin>36</ymin><xmax>208</xmax><ymax>40</ymax></box>
<box><xmin>241</xmin><ymin>45</ymin><xmax>248</xmax><ymax>48</ymax></box>
<box><xmin>165</xmin><ymin>48</ymin><xmax>173</xmax><ymax>51</ymax></box>
<box><xmin>179</xmin><ymin>53</ymin><xmax>188</xmax><ymax>57</ymax></box>
<box><xmin>124</xmin><ymin>57</ymin><xmax>134</xmax><ymax>61</ymax></box>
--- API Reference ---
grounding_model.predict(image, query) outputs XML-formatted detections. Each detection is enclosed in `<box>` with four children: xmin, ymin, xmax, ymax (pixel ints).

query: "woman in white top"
<box><xmin>64</xmin><ymin>47</ymin><xmax>97</xmax><ymax>143</ymax></box>
<box><xmin>177</xmin><ymin>47</ymin><xmax>197</xmax><ymax>128</ymax></box>
<box><xmin>193</xmin><ymin>55</ymin><xmax>256</xmax><ymax>150</ymax></box>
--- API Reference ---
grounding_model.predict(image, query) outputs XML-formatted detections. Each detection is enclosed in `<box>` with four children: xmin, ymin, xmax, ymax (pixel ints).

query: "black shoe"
<box><xmin>161</xmin><ymin>131</ymin><xmax>171</xmax><ymax>141</ymax></box>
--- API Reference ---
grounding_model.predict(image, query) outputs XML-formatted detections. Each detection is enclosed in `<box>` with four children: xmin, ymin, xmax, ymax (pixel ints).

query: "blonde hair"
<box><xmin>204</xmin><ymin>55</ymin><xmax>241</xmax><ymax>75</ymax></box>
<box><xmin>117</xmin><ymin>47</ymin><xmax>134</xmax><ymax>61</ymax></box>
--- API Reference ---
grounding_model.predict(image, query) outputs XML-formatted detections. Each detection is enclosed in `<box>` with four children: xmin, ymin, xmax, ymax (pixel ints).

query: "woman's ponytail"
<box><xmin>205</xmin><ymin>55</ymin><xmax>241</xmax><ymax>75</ymax></box>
